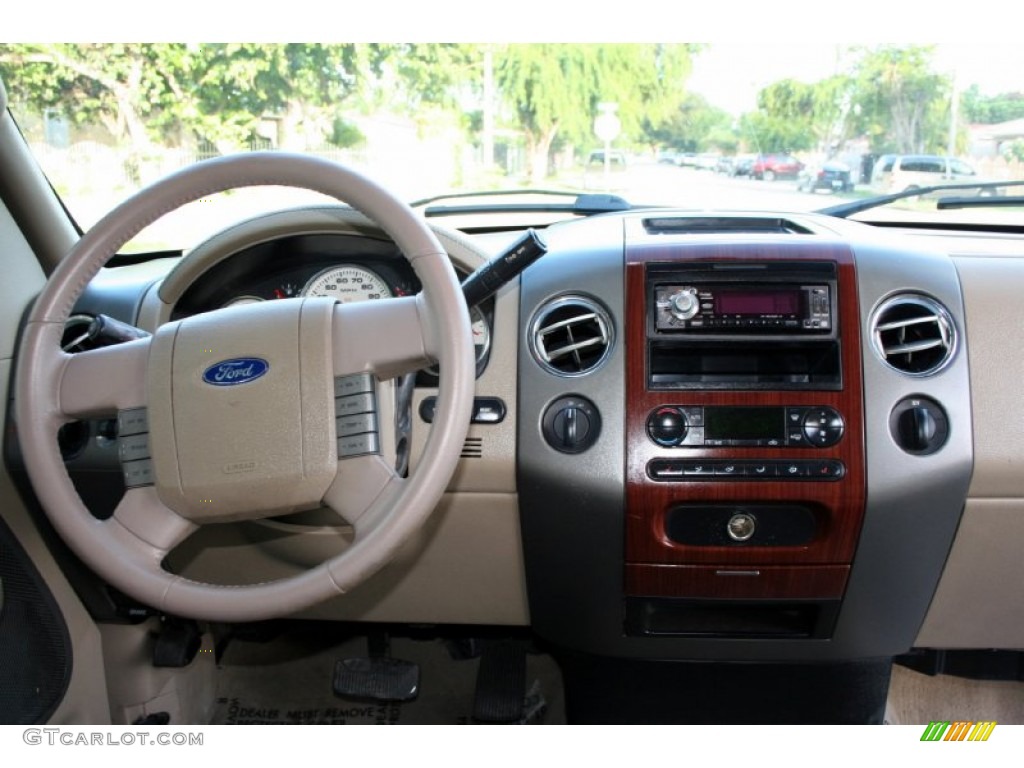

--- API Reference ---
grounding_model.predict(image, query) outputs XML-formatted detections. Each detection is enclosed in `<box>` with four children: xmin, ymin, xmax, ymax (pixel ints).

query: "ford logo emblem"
<box><xmin>202</xmin><ymin>358</ymin><xmax>269</xmax><ymax>387</ymax></box>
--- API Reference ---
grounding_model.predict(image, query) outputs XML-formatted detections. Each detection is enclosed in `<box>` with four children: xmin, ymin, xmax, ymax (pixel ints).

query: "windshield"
<box><xmin>3</xmin><ymin>42</ymin><xmax>1024</xmax><ymax>251</ymax></box>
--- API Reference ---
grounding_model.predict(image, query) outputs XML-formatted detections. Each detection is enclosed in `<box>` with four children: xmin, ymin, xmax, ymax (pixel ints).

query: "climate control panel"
<box><xmin>645</xmin><ymin>405</ymin><xmax>845</xmax><ymax>449</ymax></box>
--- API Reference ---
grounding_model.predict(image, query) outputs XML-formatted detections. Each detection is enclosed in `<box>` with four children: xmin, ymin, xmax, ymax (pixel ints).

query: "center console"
<box><xmin>624</xmin><ymin>242</ymin><xmax>866</xmax><ymax>639</ymax></box>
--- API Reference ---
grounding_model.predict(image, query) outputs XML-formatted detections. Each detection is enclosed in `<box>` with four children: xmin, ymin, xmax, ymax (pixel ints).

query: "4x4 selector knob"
<box><xmin>668</xmin><ymin>288</ymin><xmax>700</xmax><ymax>320</ymax></box>
<box><xmin>647</xmin><ymin>406</ymin><xmax>688</xmax><ymax>446</ymax></box>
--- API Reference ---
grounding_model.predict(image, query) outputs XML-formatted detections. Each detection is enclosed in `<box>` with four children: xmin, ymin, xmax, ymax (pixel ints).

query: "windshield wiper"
<box><xmin>819</xmin><ymin>180</ymin><xmax>1024</xmax><ymax>219</ymax></box>
<box><xmin>411</xmin><ymin>189</ymin><xmax>635</xmax><ymax>218</ymax></box>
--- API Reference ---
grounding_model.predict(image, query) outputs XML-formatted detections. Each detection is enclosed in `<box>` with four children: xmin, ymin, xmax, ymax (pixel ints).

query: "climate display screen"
<box><xmin>705</xmin><ymin>407</ymin><xmax>784</xmax><ymax>441</ymax></box>
<box><xmin>715</xmin><ymin>289</ymin><xmax>801</xmax><ymax>316</ymax></box>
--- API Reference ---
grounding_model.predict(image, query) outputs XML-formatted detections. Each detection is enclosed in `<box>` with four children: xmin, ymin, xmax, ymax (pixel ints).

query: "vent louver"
<box><xmin>529</xmin><ymin>296</ymin><xmax>614</xmax><ymax>376</ymax></box>
<box><xmin>871</xmin><ymin>295</ymin><xmax>956</xmax><ymax>375</ymax></box>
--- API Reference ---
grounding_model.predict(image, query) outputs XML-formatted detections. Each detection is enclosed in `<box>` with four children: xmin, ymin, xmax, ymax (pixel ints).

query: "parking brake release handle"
<box><xmin>461</xmin><ymin>229</ymin><xmax>547</xmax><ymax>309</ymax></box>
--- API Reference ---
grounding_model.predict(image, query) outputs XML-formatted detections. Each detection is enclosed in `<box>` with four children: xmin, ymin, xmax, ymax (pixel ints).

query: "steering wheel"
<box><xmin>15</xmin><ymin>154</ymin><xmax>475</xmax><ymax>622</ymax></box>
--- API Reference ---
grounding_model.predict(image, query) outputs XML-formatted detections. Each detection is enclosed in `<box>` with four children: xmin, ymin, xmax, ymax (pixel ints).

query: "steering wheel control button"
<box><xmin>335</xmin><ymin>391</ymin><xmax>376</xmax><ymax>417</ymax></box>
<box><xmin>118</xmin><ymin>432</ymin><xmax>151</xmax><ymax>463</ymax></box>
<box><xmin>117</xmin><ymin>407</ymin><xmax>155</xmax><ymax>487</ymax></box>
<box><xmin>337</xmin><ymin>412</ymin><xmax>378</xmax><ymax>437</ymax></box>
<box><xmin>647</xmin><ymin>406</ymin><xmax>688</xmax><ymax>446</ymax></box>
<box><xmin>337</xmin><ymin>432</ymin><xmax>381</xmax><ymax>458</ymax></box>
<box><xmin>333</xmin><ymin>375</ymin><xmax>381</xmax><ymax>459</ymax></box>
<box><xmin>542</xmin><ymin>396</ymin><xmax>601</xmax><ymax>454</ymax></box>
<box><xmin>727</xmin><ymin>513</ymin><xmax>757</xmax><ymax>542</ymax></box>
<box><xmin>334</xmin><ymin>373</ymin><xmax>374</xmax><ymax>398</ymax></box>
<box><xmin>122</xmin><ymin>459</ymin><xmax>155</xmax><ymax>489</ymax></box>
<box><xmin>117</xmin><ymin>407</ymin><xmax>149</xmax><ymax>437</ymax></box>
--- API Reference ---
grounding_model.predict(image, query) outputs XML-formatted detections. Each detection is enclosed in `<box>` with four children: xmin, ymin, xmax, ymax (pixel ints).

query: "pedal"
<box><xmin>333</xmin><ymin>657</ymin><xmax>419</xmax><ymax>702</ymax></box>
<box><xmin>472</xmin><ymin>637</ymin><xmax>527</xmax><ymax>723</ymax></box>
<box><xmin>333</xmin><ymin>634</ymin><xmax>419</xmax><ymax>702</ymax></box>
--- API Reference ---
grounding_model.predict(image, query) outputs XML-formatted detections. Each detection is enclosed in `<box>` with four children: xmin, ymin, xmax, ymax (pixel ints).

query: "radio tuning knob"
<box><xmin>669</xmin><ymin>288</ymin><xmax>699</xmax><ymax>320</ymax></box>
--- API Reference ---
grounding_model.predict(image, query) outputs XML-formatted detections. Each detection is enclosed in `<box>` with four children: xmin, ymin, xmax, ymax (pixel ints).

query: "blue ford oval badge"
<box><xmin>202</xmin><ymin>358</ymin><xmax>269</xmax><ymax>386</ymax></box>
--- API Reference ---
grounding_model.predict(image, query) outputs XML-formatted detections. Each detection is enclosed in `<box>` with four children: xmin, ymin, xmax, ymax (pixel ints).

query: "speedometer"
<box><xmin>302</xmin><ymin>265</ymin><xmax>393</xmax><ymax>303</ymax></box>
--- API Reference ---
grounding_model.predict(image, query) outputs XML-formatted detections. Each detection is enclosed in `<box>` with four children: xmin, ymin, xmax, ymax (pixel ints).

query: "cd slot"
<box><xmin>649</xmin><ymin>340</ymin><xmax>841</xmax><ymax>390</ymax></box>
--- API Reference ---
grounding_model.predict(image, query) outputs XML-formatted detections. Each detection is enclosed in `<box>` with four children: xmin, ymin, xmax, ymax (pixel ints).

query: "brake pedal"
<box><xmin>333</xmin><ymin>633</ymin><xmax>419</xmax><ymax>703</ymax></box>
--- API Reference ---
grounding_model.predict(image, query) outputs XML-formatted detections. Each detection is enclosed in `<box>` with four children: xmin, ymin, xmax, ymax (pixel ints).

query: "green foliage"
<box><xmin>646</xmin><ymin>93</ymin><xmax>734</xmax><ymax>152</ymax></box>
<box><xmin>846</xmin><ymin>46</ymin><xmax>950</xmax><ymax>154</ymax></box>
<box><xmin>329</xmin><ymin>117</ymin><xmax>365</xmax><ymax>149</ymax></box>
<box><xmin>495</xmin><ymin>44</ymin><xmax>696</xmax><ymax>180</ymax></box>
<box><xmin>962</xmin><ymin>85</ymin><xmax>1024</xmax><ymax>125</ymax></box>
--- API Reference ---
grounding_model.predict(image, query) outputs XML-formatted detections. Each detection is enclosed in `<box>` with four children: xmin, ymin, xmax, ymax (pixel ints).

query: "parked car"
<box><xmin>730</xmin><ymin>153</ymin><xmax>756</xmax><ymax>177</ymax></box>
<box><xmin>798</xmin><ymin>161</ymin><xmax>855</xmax><ymax>193</ymax></box>
<box><xmin>872</xmin><ymin>154</ymin><xmax>979</xmax><ymax>193</ymax></box>
<box><xmin>751</xmin><ymin>152</ymin><xmax>804</xmax><ymax>180</ymax></box>
<box><xmin>586</xmin><ymin>149</ymin><xmax>628</xmax><ymax>168</ymax></box>
<box><xmin>657</xmin><ymin>148</ymin><xmax>680</xmax><ymax>165</ymax></box>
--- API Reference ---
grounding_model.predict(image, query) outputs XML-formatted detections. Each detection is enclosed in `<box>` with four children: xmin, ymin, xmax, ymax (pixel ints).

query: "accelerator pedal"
<box><xmin>472</xmin><ymin>637</ymin><xmax>527</xmax><ymax>722</ymax></box>
<box><xmin>333</xmin><ymin>633</ymin><xmax>419</xmax><ymax>703</ymax></box>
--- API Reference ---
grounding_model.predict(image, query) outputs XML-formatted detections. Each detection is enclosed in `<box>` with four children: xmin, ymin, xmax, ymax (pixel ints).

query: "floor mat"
<box><xmin>211</xmin><ymin>624</ymin><xmax>565</xmax><ymax>725</ymax></box>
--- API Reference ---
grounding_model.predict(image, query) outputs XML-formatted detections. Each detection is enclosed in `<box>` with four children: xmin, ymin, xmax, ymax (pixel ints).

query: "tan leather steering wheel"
<box><xmin>15</xmin><ymin>153</ymin><xmax>475</xmax><ymax>622</ymax></box>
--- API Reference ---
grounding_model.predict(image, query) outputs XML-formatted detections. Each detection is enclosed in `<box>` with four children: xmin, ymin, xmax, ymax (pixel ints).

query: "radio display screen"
<box><xmin>705</xmin><ymin>407</ymin><xmax>784</xmax><ymax>441</ymax></box>
<box><xmin>715</xmin><ymin>289</ymin><xmax>801</xmax><ymax>316</ymax></box>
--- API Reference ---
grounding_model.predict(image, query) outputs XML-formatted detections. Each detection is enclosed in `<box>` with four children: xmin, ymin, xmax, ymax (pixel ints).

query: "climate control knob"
<box><xmin>647</xmin><ymin>406</ymin><xmax>688</xmax><ymax>446</ymax></box>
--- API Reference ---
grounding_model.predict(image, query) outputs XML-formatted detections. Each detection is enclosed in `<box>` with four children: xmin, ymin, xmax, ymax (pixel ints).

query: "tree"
<box><xmin>847</xmin><ymin>46</ymin><xmax>950</xmax><ymax>154</ymax></box>
<box><xmin>962</xmin><ymin>85</ymin><xmax>1024</xmax><ymax>125</ymax></box>
<box><xmin>495</xmin><ymin>44</ymin><xmax>696</xmax><ymax>182</ymax></box>
<box><xmin>0</xmin><ymin>44</ymin><xmax>194</xmax><ymax>150</ymax></box>
<box><xmin>0</xmin><ymin>44</ymin><xmax>394</xmax><ymax>151</ymax></box>
<box><xmin>645</xmin><ymin>93</ymin><xmax>734</xmax><ymax>152</ymax></box>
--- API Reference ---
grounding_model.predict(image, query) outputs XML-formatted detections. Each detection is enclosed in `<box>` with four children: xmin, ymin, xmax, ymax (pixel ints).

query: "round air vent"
<box><xmin>529</xmin><ymin>295</ymin><xmax>614</xmax><ymax>376</ymax></box>
<box><xmin>870</xmin><ymin>294</ymin><xmax>956</xmax><ymax>375</ymax></box>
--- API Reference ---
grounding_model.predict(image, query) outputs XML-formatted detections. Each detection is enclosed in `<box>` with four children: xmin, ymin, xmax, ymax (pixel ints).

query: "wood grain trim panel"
<box><xmin>624</xmin><ymin>241</ymin><xmax>866</xmax><ymax>579</ymax></box>
<box><xmin>626</xmin><ymin>563</ymin><xmax>850</xmax><ymax>600</ymax></box>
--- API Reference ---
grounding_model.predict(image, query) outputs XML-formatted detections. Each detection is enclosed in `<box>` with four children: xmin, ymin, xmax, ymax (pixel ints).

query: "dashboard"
<box><xmin>46</xmin><ymin>204</ymin><xmax>1024</xmax><ymax>668</ymax></box>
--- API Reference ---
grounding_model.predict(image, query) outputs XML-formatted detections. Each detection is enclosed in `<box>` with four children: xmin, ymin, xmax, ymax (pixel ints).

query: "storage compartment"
<box><xmin>625</xmin><ymin>596</ymin><xmax>840</xmax><ymax>639</ymax></box>
<box><xmin>649</xmin><ymin>340</ymin><xmax>842</xmax><ymax>389</ymax></box>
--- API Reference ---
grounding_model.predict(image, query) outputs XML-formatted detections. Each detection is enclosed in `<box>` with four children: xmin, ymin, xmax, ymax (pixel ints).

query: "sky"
<box><xmin>688</xmin><ymin>43</ymin><xmax>1024</xmax><ymax>116</ymax></box>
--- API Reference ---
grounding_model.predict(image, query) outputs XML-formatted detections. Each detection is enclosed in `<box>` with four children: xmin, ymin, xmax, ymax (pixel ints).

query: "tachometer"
<box><xmin>302</xmin><ymin>265</ymin><xmax>393</xmax><ymax>303</ymax></box>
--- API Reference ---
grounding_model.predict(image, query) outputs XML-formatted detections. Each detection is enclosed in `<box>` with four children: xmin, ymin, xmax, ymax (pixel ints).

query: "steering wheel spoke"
<box><xmin>59</xmin><ymin>338</ymin><xmax>150</xmax><ymax>419</ymax></box>
<box><xmin>111</xmin><ymin>486</ymin><xmax>197</xmax><ymax>558</ymax></box>
<box><xmin>322</xmin><ymin>453</ymin><xmax>403</xmax><ymax>529</ymax></box>
<box><xmin>332</xmin><ymin>294</ymin><xmax>438</xmax><ymax>380</ymax></box>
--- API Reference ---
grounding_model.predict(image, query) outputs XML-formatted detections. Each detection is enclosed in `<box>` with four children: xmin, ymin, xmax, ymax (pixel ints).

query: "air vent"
<box><xmin>529</xmin><ymin>296</ymin><xmax>614</xmax><ymax>376</ymax></box>
<box><xmin>871</xmin><ymin>295</ymin><xmax>956</xmax><ymax>375</ymax></box>
<box><xmin>461</xmin><ymin>437</ymin><xmax>483</xmax><ymax>459</ymax></box>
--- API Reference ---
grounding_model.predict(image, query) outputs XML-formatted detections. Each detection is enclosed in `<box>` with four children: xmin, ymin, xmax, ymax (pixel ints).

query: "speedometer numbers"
<box><xmin>302</xmin><ymin>265</ymin><xmax>393</xmax><ymax>302</ymax></box>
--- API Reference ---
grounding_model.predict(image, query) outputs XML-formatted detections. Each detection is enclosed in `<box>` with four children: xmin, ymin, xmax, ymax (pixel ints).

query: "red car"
<box><xmin>751</xmin><ymin>152</ymin><xmax>804</xmax><ymax>180</ymax></box>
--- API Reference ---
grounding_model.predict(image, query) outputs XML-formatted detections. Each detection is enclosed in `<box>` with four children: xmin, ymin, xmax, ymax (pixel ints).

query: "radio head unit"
<box><xmin>645</xmin><ymin>261</ymin><xmax>842</xmax><ymax>390</ymax></box>
<box><xmin>654</xmin><ymin>283</ymin><xmax>832</xmax><ymax>332</ymax></box>
<box><xmin>648</xmin><ymin>261</ymin><xmax>837</xmax><ymax>337</ymax></box>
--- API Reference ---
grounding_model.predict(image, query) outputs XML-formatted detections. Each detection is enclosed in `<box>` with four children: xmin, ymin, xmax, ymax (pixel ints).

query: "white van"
<box><xmin>872</xmin><ymin>154</ymin><xmax>978</xmax><ymax>193</ymax></box>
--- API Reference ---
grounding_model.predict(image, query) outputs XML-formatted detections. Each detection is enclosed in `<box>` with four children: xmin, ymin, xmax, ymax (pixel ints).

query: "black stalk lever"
<box><xmin>461</xmin><ymin>229</ymin><xmax>547</xmax><ymax>309</ymax></box>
